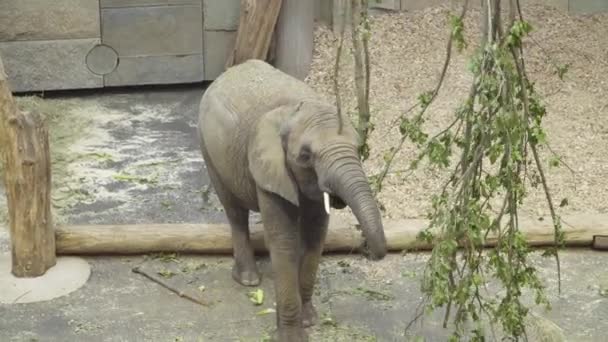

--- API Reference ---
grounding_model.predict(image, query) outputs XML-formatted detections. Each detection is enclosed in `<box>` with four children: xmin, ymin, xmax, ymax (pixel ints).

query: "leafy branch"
<box><xmin>367</xmin><ymin>0</ymin><xmax>565</xmax><ymax>339</ymax></box>
<box><xmin>372</xmin><ymin>0</ymin><xmax>471</xmax><ymax>193</ymax></box>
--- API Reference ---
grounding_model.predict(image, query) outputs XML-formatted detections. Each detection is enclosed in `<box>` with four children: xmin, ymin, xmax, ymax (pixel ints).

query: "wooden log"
<box><xmin>592</xmin><ymin>235</ymin><xmax>608</xmax><ymax>251</ymax></box>
<box><xmin>274</xmin><ymin>0</ymin><xmax>315</xmax><ymax>80</ymax></box>
<box><xmin>54</xmin><ymin>214</ymin><xmax>608</xmax><ymax>255</ymax></box>
<box><xmin>0</xmin><ymin>57</ymin><xmax>56</xmax><ymax>277</ymax></box>
<box><xmin>225</xmin><ymin>0</ymin><xmax>283</xmax><ymax>69</ymax></box>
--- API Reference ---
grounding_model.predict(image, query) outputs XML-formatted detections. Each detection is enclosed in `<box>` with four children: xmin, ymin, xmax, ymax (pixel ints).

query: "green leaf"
<box><xmin>555</xmin><ymin>63</ymin><xmax>571</xmax><ymax>81</ymax></box>
<box><xmin>256</xmin><ymin>308</ymin><xmax>276</xmax><ymax>315</ymax></box>
<box><xmin>157</xmin><ymin>269</ymin><xmax>175</xmax><ymax>278</ymax></box>
<box><xmin>248</xmin><ymin>289</ymin><xmax>264</xmax><ymax>305</ymax></box>
<box><xmin>418</xmin><ymin>91</ymin><xmax>434</xmax><ymax>108</ymax></box>
<box><xmin>549</xmin><ymin>156</ymin><xmax>560</xmax><ymax>168</ymax></box>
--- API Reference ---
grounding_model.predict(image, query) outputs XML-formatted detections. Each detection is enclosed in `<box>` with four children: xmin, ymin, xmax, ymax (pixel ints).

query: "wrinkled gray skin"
<box><xmin>198</xmin><ymin>60</ymin><xmax>387</xmax><ymax>341</ymax></box>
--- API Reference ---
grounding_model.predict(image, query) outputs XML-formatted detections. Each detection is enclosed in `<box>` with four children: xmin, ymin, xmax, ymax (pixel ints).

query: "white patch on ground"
<box><xmin>45</xmin><ymin>99</ymin><xmax>202</xmax><ymax>221</ymax></box>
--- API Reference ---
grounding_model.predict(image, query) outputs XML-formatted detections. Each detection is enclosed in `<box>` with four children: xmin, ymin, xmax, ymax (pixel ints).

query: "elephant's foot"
<box><xmin>302</xmin><ymin>301</ymin><xmax>318</xmax><ymax>328</ymax></box>
<box><xmin>232</xmin><ymin>263</ymin><xmax>260</xmax><ymax>286</ymax></box>
<box><xmin>272</xmin><ymin>327</ymin><xmax>308</xmax><ymax>342</ymax></box>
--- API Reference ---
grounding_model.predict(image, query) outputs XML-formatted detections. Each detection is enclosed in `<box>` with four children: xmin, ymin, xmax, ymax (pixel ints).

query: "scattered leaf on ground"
<box><xmin>256</xmin><ymin>308</ymin><xmax>276</xmax><ymax>316</ymax></box>
<box><xmin>248</xmin><ymin>289</ymin><xmax>265</xmax><ymax>306</ymax></box>
<box><xmin>157</xmin><ymin>269</ymin><xmax>176</xmax><ymax>278</ymax></box>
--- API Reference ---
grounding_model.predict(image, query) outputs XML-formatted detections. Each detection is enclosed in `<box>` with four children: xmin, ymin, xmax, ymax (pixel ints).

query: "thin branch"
<box><xmin>351</xmin><ymin>0</ymin><xmax>370</xmax><ymax>141</ymax></box>
<box><xmin>334</xmin><ymin>2</ymin><xmax>348</xmax><ymax>135</ymax></box>
<box><xmin>390</xmin><ymin>0</ymin><xmax>470</xmax><ymax>127</ymax></box>
<box><xmin>132</xmin><ymin>266</ymin><xmax>211</xmax><ymax>307</ymax></box>
<box><xmin>509</xmin><ymin>0</ymin><xmax>561</xmax><ymax>294</ymax></box>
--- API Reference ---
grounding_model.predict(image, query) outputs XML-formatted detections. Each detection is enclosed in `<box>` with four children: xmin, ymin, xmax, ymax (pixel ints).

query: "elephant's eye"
<box><xmin>296</xmin><ymin>143</ymin><xmax>313</xmax><ymax>166</ymax></box>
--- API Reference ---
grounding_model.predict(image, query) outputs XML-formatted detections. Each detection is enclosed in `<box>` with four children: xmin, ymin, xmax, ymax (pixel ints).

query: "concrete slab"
<box><xmin>203</xmin><ymin>0</ymin><xmax>241</xmax><ymax>30</ymax></box>
<box><xmin>101</xmin><ymin>5</ymin><xmax>203</xmax><ymax>57</ymax></box>
<box><xmin>203</xmin><ymin>30</ymin><xmax>236</xmax><ymax>80</ymax></box>
<box><xmin>101</xmin><ymin>0</ymin><xmax>201</xmax><ymax>7</ymax></box>
<box><xmin>0</xmin><ymin>254</ymin><xmax>91</xmax><ymax>304</ymax></box>
<box><xmin>104</xmin><ymin>54</ymin><xmax>204</xmax><ymax>86</ymax></box>
<box><xmin>0</xmin><ymin>39</ymin><xmax>103</xmax><ymax>92</ymax></box>
<box><xmin>0</xmin><ymin>251</ymin><xmax>605</xmax><ymax>341</ymax></box>
<box><xmin>0</xmin><ymin>0</ymin><xmax>100</xmax><ymax>42</ymax></box>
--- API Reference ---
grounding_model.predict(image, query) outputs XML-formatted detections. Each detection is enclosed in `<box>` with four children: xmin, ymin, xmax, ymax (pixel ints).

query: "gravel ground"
<box><xmin>306</xmin><ymin>2</ymin><xmax>608</xmax><ymax>220</ymax></box>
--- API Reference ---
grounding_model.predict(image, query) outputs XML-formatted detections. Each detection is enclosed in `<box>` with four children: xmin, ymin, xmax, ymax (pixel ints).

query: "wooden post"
<box><xmin>0</xmin><ymin>57</ymin><xmax>56</xmax><ymax>277</ymax></box>
<box><xmin>225</xmin><ymin>0</ymin><xmax>284</xmax><ymax>69</ymax></box>
<box><xmin>274</xmin><ymin>0</ymin><xmax>315</xmax><ymax>80</ymax></box>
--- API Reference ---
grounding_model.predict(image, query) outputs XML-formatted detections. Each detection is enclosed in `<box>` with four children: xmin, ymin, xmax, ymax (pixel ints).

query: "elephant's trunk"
<box><xmin>316</xmin><ymin>145</ymin><xmax>387</xmax><ymax>260</ymax></box>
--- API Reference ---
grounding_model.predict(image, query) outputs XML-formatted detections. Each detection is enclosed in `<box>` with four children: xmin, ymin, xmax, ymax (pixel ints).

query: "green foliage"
<box><xmin>449</xmin><ymin>14</ymin><xmax>467</xmax><ymax>52</ymax></box>
<box><xmin>373</xmin><ymin>4</ymin><xmax>566</xmax><ymax>340</ymax></box>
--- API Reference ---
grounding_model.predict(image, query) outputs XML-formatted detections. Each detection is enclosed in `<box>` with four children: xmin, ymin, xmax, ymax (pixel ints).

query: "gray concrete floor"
<box><xmin>0</xmin><ymin>250</ymin><xmax>607</xmax><ymax>341</ymax></box>
<box><xmin>1</xmin><ymin>86</ymin><xmax>607</xmax><ymax>341</ymax></box>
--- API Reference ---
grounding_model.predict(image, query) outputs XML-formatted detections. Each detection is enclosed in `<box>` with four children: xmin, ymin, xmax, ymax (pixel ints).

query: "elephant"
<box><xmin>197</xmin><ymin>59</ymin><xmax>387</xmax><ymax>341</ymax></box>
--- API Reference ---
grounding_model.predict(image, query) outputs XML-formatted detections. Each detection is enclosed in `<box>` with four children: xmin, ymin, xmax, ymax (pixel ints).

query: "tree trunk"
<box><xmin>0</xmin><ymin>57</ymin><xmax>56</xmax><ymax>277</ymax></box>
<box><xmin>274</xmin><ymin>0</ymin><xmax>315</xmax><ymax>80</ymax></box>
<box><xmin>225</xmin><ymin>0</ymin><xmax>283</xmax><ymax>69</ymax></box>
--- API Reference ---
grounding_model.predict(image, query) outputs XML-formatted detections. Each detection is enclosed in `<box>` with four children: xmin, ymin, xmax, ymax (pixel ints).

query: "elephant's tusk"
<box><xmin>323</xmin><ymin>192</ymin><xmax>331</xmax><ymax>215</ymax></box>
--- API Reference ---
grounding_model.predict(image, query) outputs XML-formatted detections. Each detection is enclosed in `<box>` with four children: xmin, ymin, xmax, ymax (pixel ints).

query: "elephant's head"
<box><xmin>248</xmin><ymin>100</ymin><xmax>387</xmax><ymax>260</ymax></box>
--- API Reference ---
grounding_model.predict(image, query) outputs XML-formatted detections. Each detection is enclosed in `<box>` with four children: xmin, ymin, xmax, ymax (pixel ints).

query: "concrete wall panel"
<box><xmin>0</xmin><ymin>39</ymin><xmax>103</xmax><ymax>92</ymax></box>
<box><xmin>0</xmin><ymin>0</ymin><xmax>100</xmax><ymax>42</ymax></box>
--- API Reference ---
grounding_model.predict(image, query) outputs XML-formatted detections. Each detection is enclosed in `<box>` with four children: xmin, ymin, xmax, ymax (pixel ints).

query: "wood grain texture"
<box><xmin>0</xmin><ymin>57</ymin><xmax>56</xmax><ymax>277</ymax></box>
<box><xmin>55</xmin><ymin>214</ymin><xmax>608</xmax><ymax>255</ymax></box>
<box><xmin>225</xmin><ymin>0</ymin><xmax>283</xmax><ymax>69</ymax></box>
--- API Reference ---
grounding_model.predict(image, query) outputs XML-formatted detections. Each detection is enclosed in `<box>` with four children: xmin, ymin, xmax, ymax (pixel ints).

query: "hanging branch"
<box><xmin>389</xmin><ymin>0</ymin><xmax>565</xmax><ymax>339</ymax></box>
<box><xmin>372</xmin><ymin>0</ymin><xmax>470</xmax><ymax>194</ymax></box>
<box><xmin>351</xmin><ymin>0</ymin><xmax>372</xmax><ymax>160</ymax></box>
<box><xmin>334</xmin><ymin>1</ymin><xmax>348</xmax><ymax>135</ymax></box>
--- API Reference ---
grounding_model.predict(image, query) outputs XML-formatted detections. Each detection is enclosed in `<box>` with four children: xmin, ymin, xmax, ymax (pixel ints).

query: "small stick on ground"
<box><xmin>131</xmin><ymin>266</ymin><xmax>211</xmax><ymax>307</ymax></box>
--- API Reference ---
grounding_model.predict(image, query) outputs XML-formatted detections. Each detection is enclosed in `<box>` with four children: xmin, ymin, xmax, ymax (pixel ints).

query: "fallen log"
<box><xmin>55</xmin><ymin>214</ymin><xmax>608</xmax><ymax>255</ymax></box>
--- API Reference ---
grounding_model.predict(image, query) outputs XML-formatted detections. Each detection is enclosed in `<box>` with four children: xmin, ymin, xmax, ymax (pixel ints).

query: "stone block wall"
<box><xmin>0</xmin><ymin>0</ymin><xmax>241</xmax><ymax>92</ymax></box>
<box><xmin>1</xmin><ymin>0</ymin><xmax>605</xmax><ymax>92</ymax></box>
<box><xmin>0</xmin><ymin>0</ymin><xmax>103</xmax><ymax>92</ymax></box>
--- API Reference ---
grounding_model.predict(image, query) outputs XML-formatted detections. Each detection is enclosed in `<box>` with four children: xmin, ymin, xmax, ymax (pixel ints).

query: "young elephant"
<box><xmin>198</xmin><ymin>60</ymin><xmax>387</xmax><ymax>341</ymax></box>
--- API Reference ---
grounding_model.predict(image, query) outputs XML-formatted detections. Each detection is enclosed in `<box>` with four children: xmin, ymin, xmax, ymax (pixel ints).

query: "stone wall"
<box><xmin>0</xmin><ymin>0</ymin><xmax>241</xmax><ymax>92</ymax></box>
<box><xmin>0</xmin><ymin>0</ymin><xmax>103</xmax><ymax>92</ymax></box>
<box><xmin>1</xmin><ymin>0</ymin><xmax>605</xmax><ymax>92</ymax></box>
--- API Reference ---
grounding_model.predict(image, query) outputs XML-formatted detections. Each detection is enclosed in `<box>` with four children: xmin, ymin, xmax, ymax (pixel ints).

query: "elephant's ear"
<box><xmin>248</xmin><ymin>106</ymin><xmax>299</xmax><ymax>206</ymax></box>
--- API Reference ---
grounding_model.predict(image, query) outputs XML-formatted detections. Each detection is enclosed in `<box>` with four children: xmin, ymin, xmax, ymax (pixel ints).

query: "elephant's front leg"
<box><xmin>257</xmin><ymin>189</ymin><xmax>307</xmax><ymax>342</ymax></box>
<box><xmin>298</xmin><ymin>198</ymin><xmax>329</xmax><ymax>328</ymax></box>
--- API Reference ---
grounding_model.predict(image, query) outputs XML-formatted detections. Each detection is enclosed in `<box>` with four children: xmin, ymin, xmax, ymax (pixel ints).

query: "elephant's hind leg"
<box><xmin>202</xmin><ymin>151</ymin><xmax>260</xmax><ymax>286</ymax></box>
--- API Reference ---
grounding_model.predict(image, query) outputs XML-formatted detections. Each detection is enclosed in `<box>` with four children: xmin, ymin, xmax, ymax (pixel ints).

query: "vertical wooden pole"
<box><xmin>0</xmin><ymin>57</ymin><xmax>56</xmax><ymax>277</ymax></box>
<box><xmin>274</xmin><ymin>0</ymin><xmax>315</xmax><ymax>80</ymax></box>
<box><xmin>225</xmin><ymin>0</ymin><xmax>284</xmax><ymax>69</ymax></box>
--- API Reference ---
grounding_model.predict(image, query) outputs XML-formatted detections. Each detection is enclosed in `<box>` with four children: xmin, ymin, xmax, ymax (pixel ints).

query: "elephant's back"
<box><xmin>205</xmin><ymin>60</ymin><xmax>321</xmax><ymax>118</ymax></box>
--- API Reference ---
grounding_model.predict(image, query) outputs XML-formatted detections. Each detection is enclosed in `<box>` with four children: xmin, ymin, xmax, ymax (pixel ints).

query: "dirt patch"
<box><xmin>306</xmin><ymin>3</ymin><xmax>608</xmax><ymax>220</ymax></box>
<box><xmin>0</xmin><ymin>92</ymin><xmax>211</xmax><ymax>227</ymax></box>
